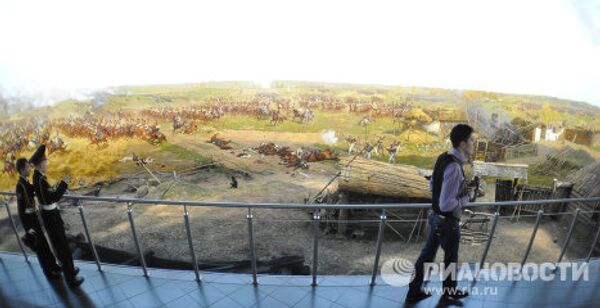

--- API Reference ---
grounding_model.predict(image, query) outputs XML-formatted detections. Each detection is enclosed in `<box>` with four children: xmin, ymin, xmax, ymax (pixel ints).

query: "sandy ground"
<box><xmin>0</xmin><ymin>198</ymin><xmax>579</xmax><ymax>275</ymax></box>
<box><xmin>0</xmin><ymin>128</ymin><xmax>591</xmax><ymax>275</ymax></box>
<box><xmin>0</xmin><ymin>161</ymin><xmax>582</xmax><ymax>275</ymax></box>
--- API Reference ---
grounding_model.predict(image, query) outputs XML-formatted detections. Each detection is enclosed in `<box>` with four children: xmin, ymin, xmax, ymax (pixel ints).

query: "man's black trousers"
<box><xmin>23</xmin><ymin>222</ymin><xmax>59</xmax><ymax>276</ymax></box>
<box><xmin>408</xmin><ymin>211</ymin><xmax>461</xmax><ymax>294</ymax></box>
<box><xmin>41</xmin><ymin>209</ymin><xmax>76</xmax><ymax>278</ymax></box>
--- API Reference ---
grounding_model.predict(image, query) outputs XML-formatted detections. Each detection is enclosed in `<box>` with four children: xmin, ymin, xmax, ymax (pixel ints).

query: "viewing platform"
<box><xmin>2</xmin><ymin>251</ymin><xmax>600</xmax><ymax>307</ymax></box>
<box><xmin>2</xmin><ymin>192</ymin><xmax>600</xmax><ymax>307</ymax></box>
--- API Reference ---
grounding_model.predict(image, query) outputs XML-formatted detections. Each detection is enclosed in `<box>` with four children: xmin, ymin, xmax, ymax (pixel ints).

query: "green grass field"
<box><xmin>3</xmin><ymin>81</ymin><xmax>599</xmax><ymax>193</ymax></box>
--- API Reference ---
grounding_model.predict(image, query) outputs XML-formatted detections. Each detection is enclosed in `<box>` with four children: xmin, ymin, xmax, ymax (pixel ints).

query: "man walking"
<box><xmin>30</xmin><ymin>145</ymin><xmax>84</xmax><ymax>287</ymax></box>
<box><xmin>405</xmin><ymin>124</ymin><xmax>475</xmax><ymax>303</ymax></box>
<box><xmin>15</xmin><ymin>158</ymin><xmax>61</xmax><ymax>280</ymax></box>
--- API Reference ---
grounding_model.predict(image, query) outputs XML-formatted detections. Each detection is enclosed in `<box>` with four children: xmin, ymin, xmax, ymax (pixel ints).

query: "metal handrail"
<box><xmin>0</xmin><ymin>191</ymin><xmax>598</xmax><ymax>209</ymax></box>
<box><xmin>2</xmin><ymin>190</ymin><xmax>600</xmax><ymax>287</ymax></box>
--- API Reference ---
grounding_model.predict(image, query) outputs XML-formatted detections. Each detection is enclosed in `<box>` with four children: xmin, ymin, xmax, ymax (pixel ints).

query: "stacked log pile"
<box><xmin>338</xmin><ymin>157</ymin><xmax>432</xmax><ymax>199</ymax></box>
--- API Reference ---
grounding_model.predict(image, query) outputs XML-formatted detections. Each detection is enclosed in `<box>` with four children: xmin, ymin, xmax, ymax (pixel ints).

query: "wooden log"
<box><xmin>338</xmin><ymin>157</ymin><xmax>432</xmax><ymax>199</ymax></box>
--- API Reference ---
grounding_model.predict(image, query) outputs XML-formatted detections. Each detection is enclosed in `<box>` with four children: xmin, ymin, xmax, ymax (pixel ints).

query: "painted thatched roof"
<box><xmin>567</xmin><ymin>160</ymin><xmax>600</xmax><ymax>198</ymax></box>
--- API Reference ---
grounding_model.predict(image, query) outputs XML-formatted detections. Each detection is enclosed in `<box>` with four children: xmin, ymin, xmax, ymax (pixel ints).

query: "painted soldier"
<box><xmin>30</xmin><ymin>145</ymin><xmax>84</xmax><ymax>286</ymax></box>
<box><xmin>15</xmin><ymin>158</ymin><xmax>61</xmax><ymax>280</ymax></box>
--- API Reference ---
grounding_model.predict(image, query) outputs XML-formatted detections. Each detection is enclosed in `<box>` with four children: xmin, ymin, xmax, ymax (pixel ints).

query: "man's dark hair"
<box><xmin>450</xmin><ymin>124</ymin><xmax>474</xmax><ymax>148</ymax></box>
<box><xmin>16</xmin><ymin>158</ymin><xmax>29</xmax><ymax>173</ymax></box>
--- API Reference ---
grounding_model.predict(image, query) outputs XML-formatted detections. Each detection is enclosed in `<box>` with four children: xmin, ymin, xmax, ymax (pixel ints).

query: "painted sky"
<box><xmin>0</xmin><ymin>0</ymin><xmax>599</xmax><ymax>106</ymax></box>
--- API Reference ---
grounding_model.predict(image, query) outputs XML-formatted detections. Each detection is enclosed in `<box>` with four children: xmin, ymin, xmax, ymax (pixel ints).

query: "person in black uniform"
<box><xmin>30</xmin><ymin>145</ymin><xmax>84</xmax><ymax>287</ymax></box>
<box><xmin>15</xmin><ymin>158</ymin><xmax>61</xmax><ymax>279</ymax></box>
<box><xmin>406</xmin><ymin>124</ymin><xmax>476</xmax><ymax>303</ymax></box>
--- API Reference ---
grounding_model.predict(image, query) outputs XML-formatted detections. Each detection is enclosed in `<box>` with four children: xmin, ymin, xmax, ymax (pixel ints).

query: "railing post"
<box><xmin>311</xmin><ymin>209</ymin><xmax>321</xmax><ymax>287</ymax></box>
<box><xmin>127</xmin><ymin>202</ymin><xmax>149</xmax><ymax>277</ymax></box>
<box><xmin>476</xmin><ymin>211</ymin><xmax>499</xmax><ymax>279</ymax></box>
<box><xmin>78</xmin><ymin>200</ymin><xmax>102</xmax><ymax>271</ymax></box>
<box><xmin>586</xmin><ymin>219</ymin><xmax>600</xmax><ymax>263</ymax></box>
<box><xmin>4</xmin><ymin>200</ymin><xmax>29</xmax><ymax>262</ymax></box>
<box><xmin>246</xmin><ymin>207</ymin><xmax>258</xmax><ymax>285</ymax></box>
<box><xmin>183</xmin><ymin>205</ymin><xmax>201</xmax><ymax>282</ymax></box>
<box><xmin>519</xmin><ymin>209</ymin><xmax>544</xmax><ymax>273</ymax></box>
<box><xmin>554</xmin><ymin>208</ymin><xmax>580</xmax><ymax>270</ymax></box>
<box><xmin>370</xmin><ymin>209</ymin><xmax>386</xmax><ymax>286</ymax></box>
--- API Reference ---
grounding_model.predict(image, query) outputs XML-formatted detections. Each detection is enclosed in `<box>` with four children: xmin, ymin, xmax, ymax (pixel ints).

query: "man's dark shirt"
<box><xmin>33</xmin><ymin>170</ymin><xmax>67</xmax><ymax>206</ymax></box>
<box><xmin>16</xmin><ymin>176</ymin><xmax>38</xmax><ymax>231</ymax></box>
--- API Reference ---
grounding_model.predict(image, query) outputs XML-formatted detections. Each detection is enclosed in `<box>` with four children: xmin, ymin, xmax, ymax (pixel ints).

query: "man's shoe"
<box><xmin>66</xmin><ymin>276</ymin><xmax>84</xmax><ymax>287</ymax></box>
<box><xmin>405</xmin><ymin>290</ymin><xmax>432</xmax><ymax>304</ymax></box>
<box><xmin>443</xmin><ymin>289</ymin><xmax>469</xmax><ymax>299</ymax></box>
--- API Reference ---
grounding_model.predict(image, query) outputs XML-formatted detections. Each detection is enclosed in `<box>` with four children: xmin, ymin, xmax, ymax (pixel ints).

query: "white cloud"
<box><xmin>0</xmin><ymin>0</ymin><xmax>599</xmax><ymax>105</ymax></box>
